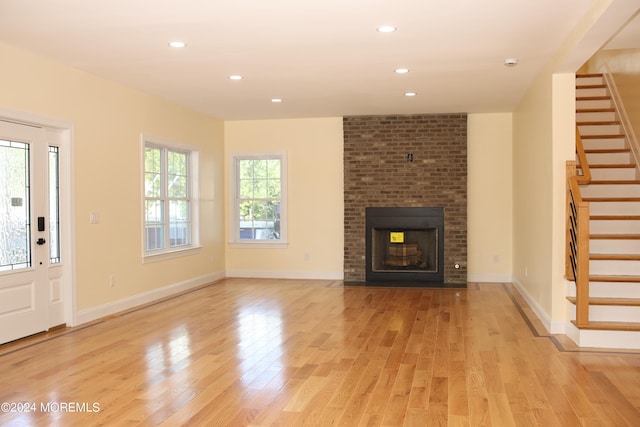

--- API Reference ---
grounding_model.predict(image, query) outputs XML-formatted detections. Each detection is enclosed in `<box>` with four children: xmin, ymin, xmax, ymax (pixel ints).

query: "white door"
<box><xmin>0</xmin><ymin>120</ymin><xmax>60</xmax><ymax>344</ymax></box>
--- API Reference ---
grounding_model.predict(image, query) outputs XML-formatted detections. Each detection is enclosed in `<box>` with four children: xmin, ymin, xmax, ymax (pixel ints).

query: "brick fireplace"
<box><xmin>343</xmin><ymin>114</ymin><xmax>467</xmax><ymax>284</ymax></box>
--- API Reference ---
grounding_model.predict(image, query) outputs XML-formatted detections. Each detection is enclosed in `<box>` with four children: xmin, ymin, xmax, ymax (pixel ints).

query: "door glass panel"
<box><xmin>49</xmin><ymin>146</ymin><xmax>60</xmax><ymax>264</ymax></box>
<box><xmin>0</xmin><ymin>139</ymin><xmax>31</xmax><ymax>271</ymax></box>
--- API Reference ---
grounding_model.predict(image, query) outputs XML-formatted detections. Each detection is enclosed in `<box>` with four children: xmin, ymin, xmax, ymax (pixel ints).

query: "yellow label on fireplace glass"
<box><xmin>389</xmin><ymin>232</ymin><xmax>405</xmax><ymax>243</ymax></box>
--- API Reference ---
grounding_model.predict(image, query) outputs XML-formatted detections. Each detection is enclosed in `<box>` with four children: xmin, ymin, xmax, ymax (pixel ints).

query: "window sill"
<box><xmin>228</xmin><ymin>241</ymin><xmax>288</xmax><ymax>249</ymax></box>
<box><xmin>143</xmin><ymin>246</ymin><xmax>202</xmax><ymax>263</ymax></box>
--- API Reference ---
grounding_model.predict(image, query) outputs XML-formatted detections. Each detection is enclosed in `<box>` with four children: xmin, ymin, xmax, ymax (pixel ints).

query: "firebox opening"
<box><xmin>371</xmin><ymin>228</ymin><xmax>438</xmax><ymax>273</ymax></box>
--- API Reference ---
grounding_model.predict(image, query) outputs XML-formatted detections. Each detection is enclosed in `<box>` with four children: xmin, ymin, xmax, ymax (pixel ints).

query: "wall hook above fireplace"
<box><xmin>407</xmin><ymin>153</ymin><xmax>413</xmax><ymax>163</ymax></box>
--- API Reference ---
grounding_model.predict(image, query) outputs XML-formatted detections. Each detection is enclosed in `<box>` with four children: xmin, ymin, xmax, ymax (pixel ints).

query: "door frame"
<box><xmin>0</xmin><ymin>107</ymin><xmax>76</xmax><ymax>328</ymax></box>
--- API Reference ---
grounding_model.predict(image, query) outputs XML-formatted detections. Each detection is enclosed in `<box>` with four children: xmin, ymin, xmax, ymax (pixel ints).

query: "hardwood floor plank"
<box><xmin>1</xmin><ymin>279</ymin><xmax>639</xmax><ymax>426</ymax></box>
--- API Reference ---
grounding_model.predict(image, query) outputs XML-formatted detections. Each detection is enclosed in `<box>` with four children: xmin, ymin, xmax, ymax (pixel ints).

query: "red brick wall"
<box><xmin>343</xmin><ymin>114</ymin><xmax>467</xmax><ymax>283</ymax></box>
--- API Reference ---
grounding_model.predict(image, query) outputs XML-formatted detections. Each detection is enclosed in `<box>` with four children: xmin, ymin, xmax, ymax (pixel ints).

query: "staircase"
<box><xmin>567</xmin><ymin>73</ymin><xmax>640</xmax><ymax>349</ymax></box>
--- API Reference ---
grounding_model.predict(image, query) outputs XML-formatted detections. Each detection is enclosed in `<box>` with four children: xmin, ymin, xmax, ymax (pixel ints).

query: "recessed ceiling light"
<box><xmin>395</xmin><ymin>68</ymin><xmax>409</xmax><ymax>74</ymax></box>
<box><xmin>168</xmin><ymin>41</ymin><xmax>186</xmax><ymax>48</ymax></box>
<box><xmin>404</xmin><ymin>92</ymin><xmax>417</xmax><ymax>97</ymax></box>
<box><xmin>271</xmin><ymin>98</ymin><xmax>283</xmax><ymax>103</ymax></box>
<box><xmin>377</xmin><ymin>25</ymin><xmax>397</xmax><ymax>33</ymax></box>
<box><xmin>504</xmin><ymin>58</ymin><xmax>519</xmax><ymax>67</ymax></box>
<box><xmin>229</xmin><ymin>75</ymin><xmax>243</xmax><ymax>80</ymax></box>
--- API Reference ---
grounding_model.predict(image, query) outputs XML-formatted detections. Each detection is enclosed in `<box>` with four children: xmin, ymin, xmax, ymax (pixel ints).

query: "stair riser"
<box><xmin>577</xmin><ymin>99</ymin><xmax>612</xmax><ymax>110</ymax></box>
<box><xmin>590</xmin><ymin>239</ymin><xmax>640</xmax><ymax>254</ymax></box>
<box><xmin>582</xmin><ymin>305</ymin><xmax>640</xmax><ymax>323</ymax></box>
<box><xmin>567</xmin><ymin>281</ymin><xmax>640</xmax><ymax>298</ymax></box>
<box><xmin>568</xmin><ymin>303</ymin><xmax>640</xmax><ymax>323</ymax></box>
<box><xmin>590</xmin><ymin>260</ymin><xmax>640</xmax><ymax>275</ymax></box>
<box><xmin>590</xmin><ymin>220</ymin><xmax>640</xmax><ymax>234</ymax></box>
<box><xmin>587</xmin><ymin>168</ymin><xmax>637</xmax><ymax>180</ymax></box>
<box><xmin>576</xmin><ymin>76</ymin><xmax>604</xmax><ymax>86</ymax></box>
<box><xmin>576</xmin><ymin>87</ymin><xmax>608</xmax><ymax>97</ymax></box>
<box><xmin>578</xmin><ymin>124</ymin><xmax>622</xmax><ymax>135</ymax></box>
<box><xmin>585</xmin><ymin>152</ymin><xmax>631</xmax><ymax>164</ymax></box>
<box><xmin>576</xmin><ymin>112</ymin><xmax>617</xmax><ymax>122</ymax></box>
<box><xmin>582</xmin><ymin>184</ymin><xmax>640</xmax><ymax>198</ymax></box>
<box><xmin>589</xmin><ymin>201</ymin><xmax>640</xmax><ymax>215</ymax></box>
<box><xmin>570</xmin><ymin>327</ymin><xmax>640</xmax><ymax>350</ymax></box>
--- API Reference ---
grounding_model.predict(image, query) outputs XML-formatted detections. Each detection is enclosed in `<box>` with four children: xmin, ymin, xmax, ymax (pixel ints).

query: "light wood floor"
<box><xmin>1</xmin><ymin>279</ymin><xmax>640</xmax><ymax>426</ymax></box>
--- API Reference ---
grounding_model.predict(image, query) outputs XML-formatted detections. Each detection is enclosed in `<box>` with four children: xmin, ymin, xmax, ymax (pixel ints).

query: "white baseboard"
<box><xmin>566</xmin><ymin>321</ymin><xmax>640</xmax><ymax>349</ymax></box>
<box><xmin>225</xmin><ymin>269</ymin><xmax>343</xmax><ymax>281</ymax></box>
<box><xmin>75</xmin><ymin>271</ymin><xmax>225</xmax><ymax>325</ymax></box>
<box><xmin>467</xmin><ymin>274</ymin><xmax>512</xmax><ymax>283</ymax></box>
<box><xmin>511</xmin><ymin>278</ymin><xmax>565</xmax><ymax>334</ymax></box>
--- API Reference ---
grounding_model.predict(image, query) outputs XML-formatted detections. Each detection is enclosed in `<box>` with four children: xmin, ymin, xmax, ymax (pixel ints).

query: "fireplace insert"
<box><xmin>365</xmin><ymin>207</ymin><xmax>444</xmax><ymax>283</ymax></box>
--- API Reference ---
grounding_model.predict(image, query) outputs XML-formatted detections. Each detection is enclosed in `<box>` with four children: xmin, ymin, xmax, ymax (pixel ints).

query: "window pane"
<box><xmin>145</xmin><ymin>199</ymin><xmax>164</xmax><ymax>224</ymax></box>
<box><xmin>49</xmin><ymin>146</ymin><xmax>61</xmax><ymax>264</ymax></box>
<box><xmin>0</xmin><ymin>140</ymin><xmax>31</xmax><ymax>270</ymax></box>
<box><xmin>168</xmin><ymin>151</ymin><xmax>188</xmax><ymax>198</ymax></box>
<box><xmin>169</xmin><ymin>200</ymin><xmax>190</xmax><ymax>247</ymax></box>
<box><xmin>267</xmin><ymin>159</ymin><xmax>280</xmax><ymax>179</ymax></box>
<box><xmin>168</xmin><ymin>151</ymin><xmax>187</xmax><ymax>175</ymax></box>
<box><xmin>145</xmin><ymin>147</ymin><xmax>161</xmax><ymax>173</ymax></box>
<box><xmin>145</xmin><ymin>147</ymin><xmax>162</xmax><ymax>198</ymax></box>
<box><xmin>168</xmin><ymin>175</ymin><xmax>187</xmax><ymax>198</ymax></box>
<box><xmin>145</xmin><ymin>197</ymin><xmax>164</xmax><ymax>251</ymax></box>
<box><xmin>253</xmin><ymin>178</ymin><xmax>267</xmax><ymax>199</ymax></box>
<box><xmin>238</xmin><ymin>200</ymin><xmax>280</xmax><ymax>240</ymax></box>
<box><xmin>267</xmin><ymin>178</ymin><xmax>280</xmax><ymax>198</ymax></box>
<box><xmin>252</xmin><ymin>160</ymin><xmax>267</xmax><ymax>178</ymax></box>
<box><xmin>239</xmin><ymin>179</ymin><xmax>254</xmax><ymax>199</ymax></box>
<box><xmin>239</xmin><ymin>160</ymin><xmax>253</xmax><ymax>179</ymax></box>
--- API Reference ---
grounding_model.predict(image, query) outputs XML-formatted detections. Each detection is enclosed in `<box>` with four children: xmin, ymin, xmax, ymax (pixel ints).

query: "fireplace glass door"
<box><xmin>371</xmin><ymin>228</ymin><xmax>438</xmax><ymax>273</ymax></box>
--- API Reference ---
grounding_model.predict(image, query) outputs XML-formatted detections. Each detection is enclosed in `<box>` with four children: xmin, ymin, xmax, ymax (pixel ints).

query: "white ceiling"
<box><xmin>0</xmin><ymin>0</ymin><xmax>638</xmax><ymax>120</ymax></box>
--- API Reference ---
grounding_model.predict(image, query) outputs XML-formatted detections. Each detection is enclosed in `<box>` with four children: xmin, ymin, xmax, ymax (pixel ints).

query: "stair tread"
<box><xmin>571</xmin><ymin>320</ymin><xmax>640</xmax><ymax>331</ymax></box>
<box><xmin>589</xmin><ymin>275</ymin><xmax>640</xmax><ymax>282</ymax></box>
<box><xmin>584</xmin><ymin>148</ymin><xmax>631</xmax><ymax>154</ymax></box>
<box><xmin>590</xmin><ymin>234</ymin><xmax>640</xmax><ymax>239</ymax></box>
<box><xmin>584</xmin><ymin>197</ymin><xmax>640</xmax><ymax>202</ymax></box>
<box><xmin>591</xmin><ymin>215</ymin><xmax>640</xmax><ymax>220</ymax></box>
<box><xmin>577</xmin><ymin>96</ymin><xmax>611</xmax><ymax>101</ymax></box>
<box><xmin>576</xmin><ymin>73</ymin><xmax>603</xmax><ymax>78</ymax></box>
<box><xmin>567</xmin><ymin>296</ymin><xmax>640</xmax><ymax>306</ymax></box>
<box><xmin>576</xmin><ymin>108</ymin><xmax>615</xmax><ymax>113</ymax></box>
<box><xmin>590</xmin><ymin>253</ymin><xmax>640</xmax><ymax>260</ymax></box>
<box><xmin>576</xmin><ymin>84</ymin><xmax>607</xmax><ymax>89</ymax></box>
<box><xmin>585</xmin><ymin>163</ymin><xmax>636</xmax><ymax>168</ymax></box>
<box><xmin>580</xmin><ymin>134</ymin><xmax>626</xmax><ymax>139</ymax></box>
<box><xmin>587</xmin><ymin>180</ymin><xmax>640</xmax><ymax>185</ymax></box>
<box><xmin>577</xmin><ymin>120</ymin><xmax>620</xmax><ymax>125</ymax></box>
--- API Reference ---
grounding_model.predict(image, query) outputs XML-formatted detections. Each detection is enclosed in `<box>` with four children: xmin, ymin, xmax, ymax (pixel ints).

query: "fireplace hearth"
<box><xmin>366</xmin><ymin>207</ymin><xmax>444</xmax><ymax>283</ymax></box>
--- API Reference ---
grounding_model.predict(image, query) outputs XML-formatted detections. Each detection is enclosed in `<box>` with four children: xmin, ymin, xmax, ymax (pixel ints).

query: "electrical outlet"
<box><xmin>109</xmin><ymin>275</ymin><xmax>115</xmax><ymax>287</ymax></box>
<box><xmin>90</xmin><ymin>212</ymin><xmax>100</xmax><ymax>224</ymax></box>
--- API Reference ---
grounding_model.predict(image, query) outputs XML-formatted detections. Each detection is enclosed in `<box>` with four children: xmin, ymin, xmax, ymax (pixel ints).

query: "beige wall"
<box><xmin>225</xmin><ymin>115</ymin><xmax>515</xmax><ymax>282</ymax></box>
<box><xmin>467</xmin><ymin>113</ymin><xmax>513</xmax><ymax>282</ymax></box>
<box><xmin>584</xmin><ymin>48</ymin><xmax>640</xmax><ymax>145</ymax></box>
<box><xmin>0</xmin><ymin>42</ymin><xmax>226</xmax><ymax>314</ymax></box>
<box><xmin>224</xmin><ymin>118</ymin><xmax>344</xmax><ymax>279</ymax></box>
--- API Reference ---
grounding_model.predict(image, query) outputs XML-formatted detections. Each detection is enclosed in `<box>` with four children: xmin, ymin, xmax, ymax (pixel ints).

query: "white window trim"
<box><xmin>228</xmin><ymin>151</ymin><xmax>288</xmax><ymax>248</ymax></box>
<box><xmin>141</xmin><ymin>134</ymin><xmax>201</xmax><ymax>262</ymax></box>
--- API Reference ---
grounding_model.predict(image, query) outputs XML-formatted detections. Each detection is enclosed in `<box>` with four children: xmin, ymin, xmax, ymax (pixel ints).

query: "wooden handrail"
<box><xmin>566</xmin><ymin>160</ymin><xmax>590</xmax><ymax>327</ymax></box>
<box><xmin>575</xmin><ymin>127</ymin><xmax>591</xmax><ymax>184</ymax></box>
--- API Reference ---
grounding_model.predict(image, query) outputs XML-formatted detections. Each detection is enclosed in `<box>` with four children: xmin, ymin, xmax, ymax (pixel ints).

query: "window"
<box><xmin>232</xmin><ymin>154</ymin><xmax>286</xmax><ymax>244</ymax></box>
<box><xmin>143</xmin><ymin>137</ymin><xmax>199</xmax><ymax>258</ymax></box>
